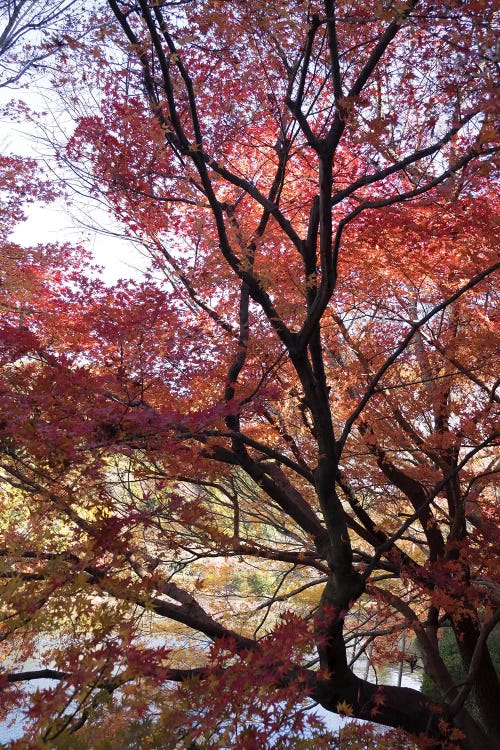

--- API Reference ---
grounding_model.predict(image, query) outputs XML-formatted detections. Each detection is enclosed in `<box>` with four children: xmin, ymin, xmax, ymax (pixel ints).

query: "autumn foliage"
<box><xmin>0</xmin><ymin>1</ymin><xmax>499</xmax><ymax>748</ymax></box>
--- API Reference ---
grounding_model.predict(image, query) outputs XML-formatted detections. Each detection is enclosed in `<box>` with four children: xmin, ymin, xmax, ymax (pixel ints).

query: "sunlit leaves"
<box><xmin>0</xmin><ymin>0</ymin><xmax>499</xmax><ymax>747</ymax></box>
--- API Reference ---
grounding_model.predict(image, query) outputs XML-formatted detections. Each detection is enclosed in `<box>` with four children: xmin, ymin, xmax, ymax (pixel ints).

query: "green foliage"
<box><xmin>422</xmin><ymin>627</ymin><xmax>500</xmax><ymax>724</ymax></box>
<box><xmin>246</xmin><ymin>572</ymin><xmax>271</xmax><ymax>595</ymax></box>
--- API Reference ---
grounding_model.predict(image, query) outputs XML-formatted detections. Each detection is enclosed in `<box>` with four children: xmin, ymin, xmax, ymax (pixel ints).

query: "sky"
<box><xmin>0</xmin><ymin>84</ymin><xmax>146</xmax><ymax>285</ymax></box>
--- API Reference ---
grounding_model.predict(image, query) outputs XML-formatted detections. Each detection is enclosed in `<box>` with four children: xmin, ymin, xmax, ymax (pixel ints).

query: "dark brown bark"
<box><xmin>452</xmin><ymin>615</ymin><xmax>500</xmax><ymax>745</ymax></box>
<box><xmin>313</xmin><ymin>670</ymin><xmax>492</xmax><ymax>750</ymax></box>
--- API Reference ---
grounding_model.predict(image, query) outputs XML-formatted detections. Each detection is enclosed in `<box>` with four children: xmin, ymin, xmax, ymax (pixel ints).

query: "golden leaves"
<box><xmin>336</xmin><ymin>699</ymin><xmax>354</xmax><ymax>717</ymax></box>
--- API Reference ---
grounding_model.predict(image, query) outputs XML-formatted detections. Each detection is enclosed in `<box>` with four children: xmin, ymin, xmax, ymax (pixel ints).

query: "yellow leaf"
<box><xmin>336</xmin><ymin>699</ymin><xmax>353</xmax><ymax>717</ymax></box>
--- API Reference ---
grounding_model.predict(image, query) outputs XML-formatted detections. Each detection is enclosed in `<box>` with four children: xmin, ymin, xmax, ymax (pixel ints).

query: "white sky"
<box><xmin>1</xmin><ymin>86</ymin><xmax>146</xmax><ymax>285</ymax></box>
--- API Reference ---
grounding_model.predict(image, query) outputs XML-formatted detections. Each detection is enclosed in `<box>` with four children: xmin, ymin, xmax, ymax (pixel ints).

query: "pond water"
<box><xmin>0</xmin><ymin>652</ymin><xmax>422</xmax><ymax>745</ymax></box>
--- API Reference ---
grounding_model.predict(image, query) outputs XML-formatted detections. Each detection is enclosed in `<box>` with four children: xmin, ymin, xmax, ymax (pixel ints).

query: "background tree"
<box><xmin>422</xmin><ymin>628</ymin><xmax>500</xmax><ymax>731</ymax></box>
<box><xmin>0</xmin><ymin>1</ymin><xmax>499</xmax><ymax>748</ymax></box>
<box><xmin>0</xmin><ymin>0</ymin><xmax>85</xmax><ymax>87</ymax></box>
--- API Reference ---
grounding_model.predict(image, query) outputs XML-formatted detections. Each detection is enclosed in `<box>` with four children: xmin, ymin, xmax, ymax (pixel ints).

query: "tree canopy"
<box><xmin>0</xmin><ymin>1</ymin><xmax>499</xmax><ymax>748</ymax></box>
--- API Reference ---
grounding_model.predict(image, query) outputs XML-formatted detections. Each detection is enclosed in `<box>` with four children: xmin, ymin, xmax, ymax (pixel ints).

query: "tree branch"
<box><xmin>339</xmin><ymin>260</ymin><xmax>500</xmax><ymax>449</ymax></box>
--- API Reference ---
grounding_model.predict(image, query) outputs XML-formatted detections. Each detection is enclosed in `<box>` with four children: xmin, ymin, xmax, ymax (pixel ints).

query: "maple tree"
<box><xmin>1</xmin><ymin>1</ymin><xmax>499</xmax><ymax>748</ymax></box>
<box><xmin>0</xmin><ymin>0</ymin><xmax>89</xmax><ymax>87</ymax></box>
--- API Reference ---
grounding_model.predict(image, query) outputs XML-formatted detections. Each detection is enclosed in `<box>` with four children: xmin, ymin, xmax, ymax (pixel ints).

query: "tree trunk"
<box><xmin>312</xmin><ymin>671</ymin><xmax>493</xmax><ymax>750</ymax></box>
